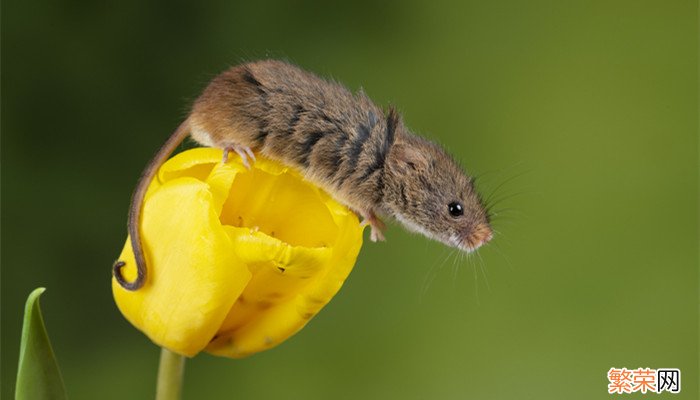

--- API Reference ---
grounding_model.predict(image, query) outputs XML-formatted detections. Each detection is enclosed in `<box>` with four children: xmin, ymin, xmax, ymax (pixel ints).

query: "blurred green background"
<box><xmin>2</xmin><ymin>0</ymin><xmax>697</xmax><ymax>399</ymax></box>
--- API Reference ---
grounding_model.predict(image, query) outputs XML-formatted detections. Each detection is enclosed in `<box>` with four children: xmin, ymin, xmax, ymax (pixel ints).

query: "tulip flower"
<box><xmin>112</xmin><ymin>148</ymin><xmax>364</xmax><ymax>359</ymax></box>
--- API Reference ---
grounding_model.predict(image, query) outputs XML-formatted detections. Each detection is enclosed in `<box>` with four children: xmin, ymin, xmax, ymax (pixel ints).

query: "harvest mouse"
<box><xmin>113</xmin><ymin>59</ymin><xmax>493</xmax><ymax>290</ymax></box>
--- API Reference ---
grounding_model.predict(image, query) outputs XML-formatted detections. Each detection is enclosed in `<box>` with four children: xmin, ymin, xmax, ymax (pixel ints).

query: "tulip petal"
<box><xmin>157</xmin><ymin>148</ymin><xmax>221</xmax><ymax>183</ymax></box>
<box><xmin>206</xmin><ymin>212</ymin><xmax>363</xmax><ymax>358</ymax></box>
<box><xmin>205</xmin><ymin>161</ymin><xmax>243</xmax><ymax>216</ymax></box>
<box><xmin>204</xmin><ymin>158</ymin><xmax>364</xmax><ymax>358</ymax></box>
<box><xmin>114</xmin><ymin>147</ymin><xmax>364</xmax><ymax>359</ymax></box>
<box><xmin>113</xmin><ymin>177</ymin><xmax>251</xmax><ymax>356</ymax></box>
<box><xmin>219</xmin><ymin>165</ymin><xmax>339</xmax><ymax>248</ymax></box>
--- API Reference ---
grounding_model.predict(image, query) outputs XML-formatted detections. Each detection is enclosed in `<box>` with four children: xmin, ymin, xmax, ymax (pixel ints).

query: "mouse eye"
<box><xmin>448</xmin><ymin>202</ymin><xmax>464</xmax><ymax>217</ymax></box>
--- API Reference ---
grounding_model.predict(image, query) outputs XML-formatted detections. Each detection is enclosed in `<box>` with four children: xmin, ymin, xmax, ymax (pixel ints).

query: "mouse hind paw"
<box><xmin>222</xmin><ymin>143</ymin><xmax>256</xmax><ymax>168</ymax></box>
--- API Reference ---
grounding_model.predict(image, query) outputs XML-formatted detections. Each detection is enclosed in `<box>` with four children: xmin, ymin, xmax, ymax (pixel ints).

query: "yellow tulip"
<box><xmin>112</xmin><ymin>148</ymin><xmax>364</xmax><ymax>358</ymax></box>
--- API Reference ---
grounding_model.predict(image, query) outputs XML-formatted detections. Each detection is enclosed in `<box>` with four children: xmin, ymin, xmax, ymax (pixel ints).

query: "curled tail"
<box><xmin>113</xmin><ymin>119</ymin><xmax>191</xmax><ymax>290</ymax></box>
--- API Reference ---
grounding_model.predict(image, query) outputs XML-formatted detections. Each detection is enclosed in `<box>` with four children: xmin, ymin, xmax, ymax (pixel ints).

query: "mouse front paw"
<box><xmin>370</xmin><ymin>225</ymin><xmax>386</xmax><ymax>242</ymax></box>
<box><xmin>361</xmin><ymin>210</ymin><xmax>386</xmax><ymax>242</ymax></box>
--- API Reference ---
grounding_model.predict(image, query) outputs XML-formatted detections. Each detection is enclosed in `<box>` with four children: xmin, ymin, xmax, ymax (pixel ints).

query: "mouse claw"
<box><xmin>244</xmin><ymin>146</ymin><xmax>256</xmax><ymax>163</ymax></box>
<box><xmin>370</xmin><ymin>226</ymin><xmax>386</xmax><ymax>242</ymax></box>
<box><xmin>222</xmin><ymin>144</ymin><xmax>255</xmax><ymax>169</ymax></box>
<box><xmin>361</xmin><ymin>210</ymin><xmax>386</xmax><ymax>242</ymax></box>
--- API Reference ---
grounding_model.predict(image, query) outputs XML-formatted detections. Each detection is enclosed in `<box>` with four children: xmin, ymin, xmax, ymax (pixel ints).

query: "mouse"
<box><xmin>113</xmin><ymin>59</ymin><xmax>493</xmax><ymax>291</ymax></box>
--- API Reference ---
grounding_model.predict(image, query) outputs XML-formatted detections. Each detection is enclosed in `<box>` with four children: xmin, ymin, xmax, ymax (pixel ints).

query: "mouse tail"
<box><xmin>113</xmin><ymin>119</ymin><xmax>191</xmax><ymax>291</ymax></box>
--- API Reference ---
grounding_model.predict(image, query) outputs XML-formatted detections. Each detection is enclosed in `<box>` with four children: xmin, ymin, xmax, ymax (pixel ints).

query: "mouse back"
<box><xmin>190</xmin><ymin>60</ymin><xmax>398</xmax><ymax>214</ymax></box>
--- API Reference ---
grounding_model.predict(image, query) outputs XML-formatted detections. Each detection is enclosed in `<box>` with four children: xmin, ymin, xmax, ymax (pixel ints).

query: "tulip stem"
<box><xmin>156</xmin><ymin>348</ymin><xmax>186</xmax><ymax>400</ymax></box>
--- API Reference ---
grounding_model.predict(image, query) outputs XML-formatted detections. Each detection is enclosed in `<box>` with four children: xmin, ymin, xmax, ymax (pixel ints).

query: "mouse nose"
<box><xmin>465</xmin><ymin>223</ymin><xmax>493</xmax><ymax>252</ymax></box>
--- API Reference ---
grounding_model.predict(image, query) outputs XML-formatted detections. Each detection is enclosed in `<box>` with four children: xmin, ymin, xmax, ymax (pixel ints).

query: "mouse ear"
<box><xmin>390</xmin><ymin>141</ymin><xmax>429</xmax><ymax>172</ymax></box>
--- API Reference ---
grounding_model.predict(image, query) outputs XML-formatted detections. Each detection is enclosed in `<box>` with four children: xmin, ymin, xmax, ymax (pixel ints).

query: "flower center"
<box><xmin>219</xmin><ymin>167</ymin><xmax>339</xmax><ymax>248</ymax></box>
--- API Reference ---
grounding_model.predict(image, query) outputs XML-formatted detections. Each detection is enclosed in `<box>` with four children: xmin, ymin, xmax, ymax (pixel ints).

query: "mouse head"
<box><xmin>383</xmin><ymin>135</ymin><xmax>492</xmax><ymax>252</ymax></box>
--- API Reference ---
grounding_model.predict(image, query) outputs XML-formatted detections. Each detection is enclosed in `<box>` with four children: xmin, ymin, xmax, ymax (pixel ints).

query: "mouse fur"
<box><xmin>114</xmin><ymin>59</ymin><xmax>492</xmax><ymax>291</ymax></box>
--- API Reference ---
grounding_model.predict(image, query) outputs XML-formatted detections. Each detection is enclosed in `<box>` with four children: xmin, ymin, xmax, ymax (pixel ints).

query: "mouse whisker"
<box><xmin>488</xmin><ymin>212</ymin><xmax>521</xmax><ymax>227</ymax></box>
<box><xmin>484</xmin><ymin>191</ymin><xmax>531</xmax><ymax>216</ymax></box>
<box><xmin>420</xmin><ymin>248</ymin><xmax>453</xmax><ymax>301</ymax></box>
<box><xmin>475</xmin><ymin>250</ymin><xmax>491</xmax><ymax>293</ymax></box>
<box><xmin>491</xmin><ymin>240</ymin><xmax>515</xmax><ymax>272</ymax></box>
<box><xmin>487</xmin><ymin>207</ymin><xmax>527</xmax><ymax>220</ymax></box>
<box><xmin>455</xmin><ymin>250</ymin><xmax>470</xmax><ymax>293</ymax></box>
<box><xmin>489</xmin><ymin>228</ymin><xmax>514</xmax><ymax>249</ymax></box>
<box><xmin>471</xmin><ymin>160</ymin><xmax>528</xmax><ymax>187</ymax></box>
<box><xmin>481</xmin><ymin>168</ymin><xmax>532</xmax><ymax>207</ymax></box>
<box><xmin>468</xmin><ymin>253</ymin><xmax>480</xmax><ymax>305</ymax></box>
<box><xmin>450</xmin><ymin>250</ymin><xmax>461</xmax><ymax>291</ymax></box>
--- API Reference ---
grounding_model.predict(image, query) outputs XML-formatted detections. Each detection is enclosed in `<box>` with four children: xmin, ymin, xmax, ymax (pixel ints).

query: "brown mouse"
<box><xmin>113</xmin><ymin>59</ymin><xmax>493</xmax><ymax>291</ymax></box>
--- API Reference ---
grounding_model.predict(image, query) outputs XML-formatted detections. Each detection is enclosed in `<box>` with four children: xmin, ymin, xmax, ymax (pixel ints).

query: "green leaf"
<box><xmin>15</xmin><ymin>288</ymin><xmax>68</xmax><ymax>400</ymax></box>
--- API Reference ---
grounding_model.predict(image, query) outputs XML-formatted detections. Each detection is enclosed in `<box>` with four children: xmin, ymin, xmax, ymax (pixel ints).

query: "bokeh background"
<box><xmin>2</xmin><ymin>1</ymin><xmax>697</xmax><ymax>399</ymax></box>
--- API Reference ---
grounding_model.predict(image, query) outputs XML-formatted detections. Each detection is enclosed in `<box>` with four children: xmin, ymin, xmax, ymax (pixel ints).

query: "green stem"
<box><xmin>156</xmin><ymin>348</ymin><xmax>186</xmax><ymax>400</ymax></box>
